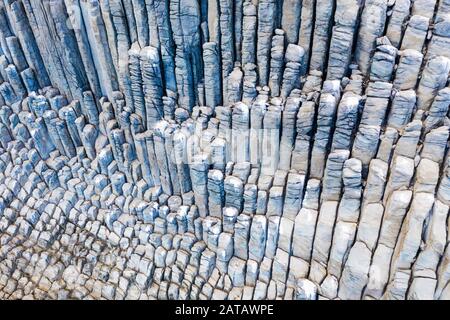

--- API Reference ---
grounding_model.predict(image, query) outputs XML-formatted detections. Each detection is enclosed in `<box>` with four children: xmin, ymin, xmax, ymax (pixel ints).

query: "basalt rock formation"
<box><xmin>0</xmin><ymin>0</ymin><xmax>450</xmax><ymax>300</ymax></box>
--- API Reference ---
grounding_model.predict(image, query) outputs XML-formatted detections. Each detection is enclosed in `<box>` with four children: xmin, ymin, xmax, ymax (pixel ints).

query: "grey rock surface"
<box><xmin>0</xmin><ymin>0</ymin><xmax>449</xmax><ymax>301</ymax></box>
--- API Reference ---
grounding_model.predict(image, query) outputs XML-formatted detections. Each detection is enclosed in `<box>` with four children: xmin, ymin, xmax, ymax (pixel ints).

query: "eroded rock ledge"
<box><xmin>0</xmin><ymin>0</ymin><xmax>450</xmax><ymax>300</ymax></box>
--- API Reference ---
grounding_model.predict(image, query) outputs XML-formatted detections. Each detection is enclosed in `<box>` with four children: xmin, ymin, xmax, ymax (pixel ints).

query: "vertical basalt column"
<box><xmin>0</xmin><ymin>7</ymin><xmax>13</xmax><ymax>62</ymax></box>
<box><xmin>124</xmin><ymin>143</ymin><xmax>137</xmax><ymax>184</ymax></box>
<box><xmin>281</xmin><ymin>0</ymin><xmax>302</xmax><ymax>44</ymax></box>
<box><xmin>29</xmin><ymin>118</ymin><xmax>55</xmax><ymax>160</ymax></box>
<box><xmin>320</xmin><ymin>150</ymin><xmax>351</xmax><ymax>202</ymax></box>
<box><xmin>355</xmin><ymin>0</ymin><xmax>388</xmax><ymax>75</ymax></box>
<box><xmin>413</xmin><ymin>0</ymin><xmax>437</xmax><ymax>18</ymax></box>
<box><xmin>282</xmin><ymin>172</ymin><xmax>306</xmax><ymax>221</ymax></box>
<box><xmin>362</xmin><ymin>188</ymin><xmax>412</xmax><ymax>299</ymax></box>
<box><xmin>216</xmin><ymin>106</ymin><xmax>232</xmax><ymax>164</ymax></box>
<box><xmin>5</xmin><ymin>36</ymin><xmax>28</xmax><ymax>71</ymax></box>
<box><xmin>265</xmin><ymin>215</ymin><xmax>281</xmax><ymax>259</ymax></box>
<box><xmin>134</xmin><ymin>132</ymin><xmax>154</xmax><ymax>188</ymax></box>
<box><xmin>309</xmin><ymin>93</ymin><xmax>338</xmax><ymax>179</ymax></box>
<box><xmin>400</xmin><ymin>15</ymin><xmax>429</xmax><ymax>52</ymax></box>
<box><xmin>234</xmin><ymin>213</ymin><xmax>252</xmax><ymax>260</ymax></box>
<box><xmin>5</xmin><ymin>65</ymin><xmax>26</xmax><ymax>99</ymax></box>
<box><xmin>261</xmin><ymin>99</ymin><xmax>282</xmax><ymax>176</ymax></box>
<box><xmin>207</xmin><ymin>0</ymin><xmax>220</xmax><ymax>43</ymax></box>
<box><xmin>386</xmin><ymin>90</ymin><xmax>416</xmax><ymax>130</ymax></box>
<box><xmin>18</xmin><ymin>1</ymin><xmax>67</xmax><ymax>99</ymax></box>
<box><xmin>81</xmin><ymin>91</ymin><xmax>99</xmax><ymax>126</ymax></box>
<box><xmin>326</xmin><ymin>0</ymin><xmax>361</xmax><ymax>80</ymax></box>
<box><xmin>48</xmin><ymin>0</ymin><xmax>90</xmax><ymax>101</ymax></box>
<box><xmin>338</xmin><ymin>158</ymin><xmax>388</xmax><ymax>300</ymax></box>
<box><xmin>416</xmin><ymin>56</ymin><xmax>450</xmax><ymax>111</ymax></box>
<box><xmin>266</xmin><ymin>184</ymin><xmax>284</xmax><ymax>218</ymax></box>
<box><xmin>203</xmin><ymin>42</ymin><xmax>222</xmax><ymax>109</ymax></box>
<box><xmin>55</xmin><ymin>118</ymin><xmax>76</xmax><ymax>158</ymax></box>
<box><xmin>42</xmin><ymin>110</ymin><xmax>65</xmax><ymax>156</ymax></box>
<box><xmin>280</xmin><ymin>45</ymin><xmax>305</xmax><ymax>98</ymax></box>
<box><xmin>80</xmin><ymin>124</ymin><xmax>98</xmax><ymax>160</ymax></box>
<box><xmin>20</xmin><ymin>68</ymin><xmax>38</xmax><ymax>94</ymax></box>
<box><xmin>426</xmin><ymin>13</ymin><xmax>450</xmax><ymax>60</ymax></box>
<box><xmin>0</xmin><ymin>57</ymin><xmax>7</xmax><ymax>85</ymax></box>
<box><xmin>309</xmin><ymin>0</ymin><xmax>335</xmax><ymax>73</ymax></box>
<box><xmin>0</xmin><ymin>122</ymin><xmax>12</xmax><ymax>149</ymax></box>
<box><xmin>144</xmin><ymin>130</ymin><xmax>162</xmax><ymax>187</ymax></box>
<box><xmin>97</xmin><ymin>145</ymin><xmax>113</xmax><ymax>176</ymax></box>
<box><xmin>132</xmin><ymin>0</ymin><xmax>149</xmax><ymax>48</ymax></box>
<box><xmin>227</xmin><ymin>65</ymin><xmax>243</xmax><ymax>104</ymax></box>
<box><xmin>130</xmin><ymin>112</ymin><xmax>144</xmax><ymax>137</ymax></box>
<box><xmin>153</xmin><ymin>121</ymin><xmax>173</xmax><ymax>196</ymax></box>
<box><xmin>60</xmin><ymin>106</ymin><xmax>82</xmax><ymax>148</ymax></box>
<box><xmin>225</xmin><ymin>175</ymin><xmax>244</xmax><ymax>212</ymax></box>
<box><xmin>219</xmin><ymin>0</ymin><xmax>235</xmax><ymax>101</ymax></box>
<box><xmin>109</xmin><ymin>0</ymin><xmax>135</xmax><ymax>111</ymax></box>
<box><xmin>170</xmin><ymin>0</ymin><xmax>202</xmax><ymax>112</ymax></box>
<box><xmin>109</xmin><ymin>127</ymin><xmax>129</xmax><ymax>179</ymax></box>
<box><xmin>369</xmin><ymin>41</ymin><xmax>398</xmax><ymax>82</ymax></box>
<box><xmin>49</xmin><ymin>94</ymin><xmax>69</xmax><ymax>112</ymax></box>
<box><xmin>385</xmin><ymin>159</ymin><xmax>439</xmax><ymax>299</ymax></box>
<box><xmin>98</xmin><ymin>100</ymin><xmax>114</xmax><ymax>136</ymax></box>
<box><xmin>163</xmin><ymin>95</ymin><xmax>176</xmax><ymax>121</ymax></box>
<box><xmin>249</xmin><ymin>215</ymin><xmax>268</xmax><ymax>263</ymax></box>
<box><xmin>352</xmin><ymin>82</ymin><xmax>392</xmax><ymax>171</ymax></box>
<box><xmin>234</xmin><ymin>0</ymin><xmax>243</xmax><ymax>62</ymax></box>
<box><xmin>164</xmin><ymin>124</ymin><xmax>181</xmax><ymax>196</ymax></box>
<box><xmin>65</xmin><ymin>0</ymin><xmax>102</xmax><ymax>100</ymax></box>
<box><xmin>29</xmin><ymin>94</ymin><xmax>50</xmax><ymax>118</ymax></box>
<box><xmin>257</xmin><ymin>0</ymin><xmax>277</xmax><ymax>86</ymax></box>
<box><xmin>279</xmin><ymin>93</ymin><xmax>301</xmax><ymax>170</ymax></box>
<box><xmin>383</xmin><ymin>157</ymin><xmax>416</xmax><ymax>204</ymax></box>
<box><xmin>210</xmin><ymin>136</ymin><xmax>227</xmax><ymax>172</ymax></box>
<box><xmin>241</xmin><ymin>0</ymin><xmax>257</xmax><ymax>67</ymax></box>
<box><xmin>420</xmin><ymin>126</ymin><xmax>449</xmax><ymax>166</ymax></box>
<box><xmin>0</xmin><ymin>105</ymin><xmax>6</xmax><ymax>123</ymax></box>
<box><xmin>242</xmin><ymin>63</ymin><xmax>258</xmax><ymax>105</ymax></box>
<box><xmin>393</xmin><ymin>49</ymin><xmax>423</xmax><ymax>91</ymax></box>
<box><xmin>330</xmin><ymin>92</ymin><xmax>361</xmax><ymax>152</ymax></box>
<box><xmin>309</xmin><ymin>150</ymin><xmax>349</xmax><ymax>284</ymax></box>
<box><xmin>324</xmin><ymin>158</ymin><xmax>362</xmax><ymax>297</ymax></box>
<box><xmin>385</xmin><ymin>0</ymin><xmax>411</xmax><ymax>48</ymax></box>
<box><xmin>291</xmin><ymin>101</ymin><xmax>315</xmax><ymax>173</ymax></box>
<box><xmin>173</xmin><ymin>130</ymin><xmax>192</xmax><ymax>194</ymax></box>
<box><xmin>189</xmin><ymin>153</ymin><xmax>209</xmax><ymax>217</ymax></box>
<box><xmin>297</xmin><ymin>0</ymin><xmax>315</xmax><ymax>75</ymax></box>
<box><xmin>208</xmin><ymin>169</ymin><xmax>225</xmax><ymax>218</ymax></box>
<box><xmin>79</xmin><ymin>0</ymin><xmax>119</xmax><ymax>100</ymax></box>
<box><xmin>141</xmin><ymin>46</ymin><xmax>164</xmax><ymax>129</ymax></box>
<box><xmin>144</xmin><ymin>1</ymin><xmax>159</xmax><ymax>49</ymax></box>
<box><xmin>424</xmin><ymin>87</ymin><xmax>450</xmax><ymax>131</ymax></box>
<box><xmin>408</xmin><ymin>197</ymin><xmax>448</xmax><ymax>299</ymax></box>
<box><xmin>122</xmin><ymin>0</ymin><xmax>138</xmax><ymax>44</ymax></box>
<box><xmin>375</xmin><ymin>128</ymin><xmax>398</xmax><ymax>165</ymax></box>
<box><xmin>0</xmin><ymin>82</ymin><xmax>17</xmax><ymax>106</ymax></box>
<box><xmin>129</xmin><ymin>43</ymin><xmax>145</xmax><ymax>123</ymax></box>
<box><xmin>231</xmin><ymin>102</ymin><xmax>250</xmax><ymax>163</ymax></box>
<box><xmin>8</xmin><ymin>1</ymin><xmax>51</xmax><ymax>88</ymax></box>
<box><xmin>217</xmin><ymin>232</ymin><xmax>234</xmax><ymax>273</ymax></box>
<box><xmin>268</xmin><ymin>29</ymin><xmax>285</xmax><ymax>97</ymax></box>
<box><xmin>153</xmin><ymin>0</ymin><xmax>177</xmax><ymax>96</ymax></box>
<box><xmin>243</xmin><ymin>183</ymin><xmax>258</xmax><ymax>215</ymax></box>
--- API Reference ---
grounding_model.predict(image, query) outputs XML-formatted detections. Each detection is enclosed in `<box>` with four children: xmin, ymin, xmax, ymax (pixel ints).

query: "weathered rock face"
<box><xmin>0</xmin><ymin>0</ymin><xmax>449</xmax><ymax>301</ymax></box>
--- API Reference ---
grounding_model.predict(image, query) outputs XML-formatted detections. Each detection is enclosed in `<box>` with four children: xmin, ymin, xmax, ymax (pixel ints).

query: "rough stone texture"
<box><xmin>0</xmin><ymin>0</ymin><xmax>449</xmax><ymax>302</ymax></box>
